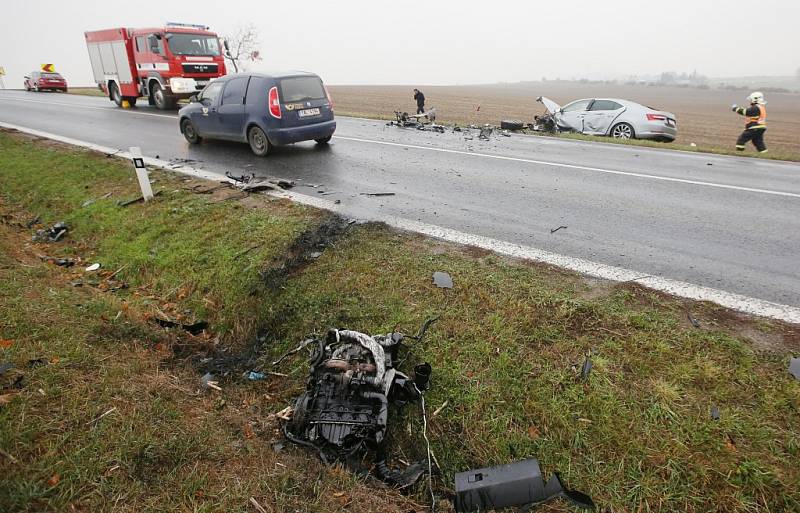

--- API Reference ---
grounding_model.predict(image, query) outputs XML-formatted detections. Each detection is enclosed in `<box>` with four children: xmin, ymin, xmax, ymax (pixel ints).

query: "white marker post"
<box><xmin>129</xmin><ymin>147</ymin><xmax>154</xmax><ymax>201</ymax></box>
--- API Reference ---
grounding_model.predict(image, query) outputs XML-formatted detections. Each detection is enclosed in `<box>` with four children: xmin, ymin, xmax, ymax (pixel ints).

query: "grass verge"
<box><xmin>1</xmin><ymin>130</ymin><xmax>798</xmax><ymax>512</ymax></box>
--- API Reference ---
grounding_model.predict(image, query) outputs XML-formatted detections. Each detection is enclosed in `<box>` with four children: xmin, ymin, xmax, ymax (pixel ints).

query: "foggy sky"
<box><xmin>0</xmin><ymin>0</ymin><xmax>798</xmax><ymax>88</ymax></box>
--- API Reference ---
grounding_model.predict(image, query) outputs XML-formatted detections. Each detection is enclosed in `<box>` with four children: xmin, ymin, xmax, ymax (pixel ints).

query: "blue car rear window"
<box><xmin>279</xmin><ymin>77</ymin><xmax>325</xmax><ymax>103</ymax></box>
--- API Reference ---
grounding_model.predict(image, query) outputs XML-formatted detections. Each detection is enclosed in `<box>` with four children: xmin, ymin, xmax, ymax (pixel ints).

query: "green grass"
<box><xmin>1</xmin><ymin>131</ymin><xmax>798</xmax><ymax>512</ymax></box>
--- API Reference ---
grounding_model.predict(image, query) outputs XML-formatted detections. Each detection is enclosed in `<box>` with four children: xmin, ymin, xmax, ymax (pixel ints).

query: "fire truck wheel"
<box><xmin>110</xmin><ymin>83</ymin><xmax>123</xmax><ymax>107</ymax></box>
<box><xmin>181</xmin><ymin>119</ymin><xmax>202</xmax><ymax>144</ymax></box>
<box><xmin>151</xmin><ymin>83</ymin><xmax>176</xmax><ymax>110</ymax></box>
<box><xmin>248</xmin><ymin>126</ymin><xmax>271</xmax><ymax>157</ymax></box>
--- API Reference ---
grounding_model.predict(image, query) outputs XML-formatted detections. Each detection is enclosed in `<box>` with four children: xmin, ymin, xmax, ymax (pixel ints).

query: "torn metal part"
<box><xmin>478</xmin><ymin>125</ymin><xmax>494</xmax><ymax>140</ymax></box>
<box><xmin>790</xmin><ymin>357</ymin><xmax>800</xmax><ymax>380</ymax></box>
<box><xmin>550</xmin><ymin>225</ymin><xmax>567</xmax><ymax>234</ymax></box>
<box><xmin>454</xmin><ymin>459</ymin><xmax>595</xmax><ymax>512</ymax></box>
<box><xmin>278</xmin><ymin>327</ymin><xmax>433</xmax><ymax>489</ymax></box>
<box><xmin>580</xmin><ymin>358</ymin><xmax>593</xmax><ymax>380</ymax></box>
<box><xmin>687</xmin><ymin>312</ymin><xmax>701</xmax><ymax>328</ymax></box>
<box><xmin>433</xmin><ymin>271</ymin><xmax>453</xmax><ymax>289</ymax></box>
<box><xmin>25</xmin><ymin>215</ymin><xmax>41</xmax><ymax>229</ymax></box>
<box><xmin>226</xmin><ymin>171</ymin><xmax>255</xmax><ymax>184</ymax></box>
<box><xmin>153</xmin><ymin>318</ymin><xmax>208</xmax><ymax>336</ymax></box>
<box><xmin>32</xmin><ymin>222</ymin><xmax>68</xmax><ymax>243</ymax></box>
<box><xmin>710</xmin><ymin>405</ymin><xmax>721</xmax><ymax>420</ymax></box>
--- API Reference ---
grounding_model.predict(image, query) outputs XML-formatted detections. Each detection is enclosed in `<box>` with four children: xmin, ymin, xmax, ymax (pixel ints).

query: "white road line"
<box><xmin>0</xmin><ymin>96</ymin><xmax>175</xmax><ymax>119</ymax></box>
<box><xmin>333</xmin><ymin>135</ymin><xmax>800</xmax><ymax>199</ymax></box>
<box><xmin>2</xmin><ymin>121</ymin><xmax>799</xmax><ymax>324</ymax></box>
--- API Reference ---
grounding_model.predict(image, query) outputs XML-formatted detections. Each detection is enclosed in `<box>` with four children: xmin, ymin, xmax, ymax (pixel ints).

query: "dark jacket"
<box><xmin>414</xmin><ymin>91</ymin><xmax>425</xmax><ymax>106</ymax></box>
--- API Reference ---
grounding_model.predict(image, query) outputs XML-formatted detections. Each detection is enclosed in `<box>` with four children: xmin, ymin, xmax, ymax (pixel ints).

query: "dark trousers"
<box><xmin>416</xmin><ymin>104</ymin><xmax>425</xmax><ymax>114</ymax></box>
<box><xmin>736</xmin><ymin>128</ymin><xmax>767</xmax><ymax>152</ymax></box>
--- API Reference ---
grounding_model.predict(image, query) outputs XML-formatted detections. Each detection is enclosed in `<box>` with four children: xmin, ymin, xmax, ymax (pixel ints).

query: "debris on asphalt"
<box><xmin>433</xmin><ymin>271</ymin><xmax>454</xmax><ymax>289</ymax></box>
<box><xmin>550</xmin><ymin>225</ymin><xmax>567</xmax><ymax>234</ymax></box>
<box><xmin>360</xmin><ymin>192</ymin><xmax>396</xmax><ymax>197</ymax></box>
<box><xmin>32</xmin><ymin>222</ymin><xmax>68</xmax><ymax>242</ymax></box>
<box><xmin>710</xmin><ymin>405</ymin><xmax>721</xmax><ymax>420</ymax></box>
<box><xmin>168</xmin><ymin>157</ymin><xmax>201</xmax><ymax>168</ymax></box>
<box><xmin>276</xmin><ymin>327</ymin><xmax>434</xmax><ymax>489</ymax></box>
<box><xmin>454</xmin><ymin>458</ymin><xmax>595</xmax><ymax>512</ymax></box>
<box><xmin>85</xmin><ymin>263</ymin><xmax>102</xmax><ymax>272</ymax></box>
<box><xmin>478</xmin><ymin>125</ymin><xmax>493</xmax><ymax>140</ymax></box>
<box><xmin>790</xmin><ymin>357</ymin><xmax>800</xmax><ymax>380</ymax></box>
<box><xmin>226</xmin><ymin>171</ymin><xmax>255</xmax><ymax>184</ymax></box>
<box><xmin>153</xmin><ymin>318</ymin><xmax>208</xmax><ymax>336</ymax></box>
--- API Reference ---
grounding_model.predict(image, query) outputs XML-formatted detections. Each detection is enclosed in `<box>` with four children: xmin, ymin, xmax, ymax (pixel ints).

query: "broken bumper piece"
<box><xmin>454</xmin><ymin>458</ymin><xmax>595</xmax><ymax>512</ymax></box>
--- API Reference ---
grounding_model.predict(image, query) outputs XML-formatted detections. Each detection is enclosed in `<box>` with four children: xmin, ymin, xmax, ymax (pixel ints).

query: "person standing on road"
<box><xmin>732</xmin><ymin>91</ymin><xmax>768</xmax><ymax>153</ymax></box>
<box><xmin>413</xmin><ymin>88</ymin><xmax>425</xmax><ymax>114</ymax></box>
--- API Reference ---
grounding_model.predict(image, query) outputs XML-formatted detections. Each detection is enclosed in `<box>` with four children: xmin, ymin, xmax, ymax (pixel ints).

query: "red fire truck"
<box><xmin>84</xmin><ymin>23</ymin><xmax>227</xmax><ymax>110</ymax></box>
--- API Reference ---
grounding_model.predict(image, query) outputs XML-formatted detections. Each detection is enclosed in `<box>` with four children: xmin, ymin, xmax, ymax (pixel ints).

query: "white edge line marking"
<box><xmin>2</xmin><ymin>120</ymin><xmax>798</xmax><ymax>324</ymax></box>
<box><xmin>333</xmin><ymin>135</ymin><xmax>800</xmax><ymax>199</ymax></box>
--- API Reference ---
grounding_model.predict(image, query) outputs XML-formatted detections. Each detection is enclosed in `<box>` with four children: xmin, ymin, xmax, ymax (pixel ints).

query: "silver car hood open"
<box><xmin>536</xmin><ymin>96</ymin><xmax>561</xmax><ymax>114</ymax></box>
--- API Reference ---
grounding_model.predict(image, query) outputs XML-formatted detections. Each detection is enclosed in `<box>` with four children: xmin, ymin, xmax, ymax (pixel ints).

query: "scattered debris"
<box><xmin>272</xmin><ymin>441</ymin><xmax>285</xmax><ymax>453</ymax></box>
<box><xmin>277</xmin><ymin>328</ymin><xmax>433</xmax><ymax>489</ymax></box>
<box><xmin>687</xmin><ymin>312</ymin><xmax>701</xmax><ymax>328</ymax></box>
<box><xmin>85</xmin><ymin>263</ymin><xmax>101</xmax><ymax>272</ymax></box>
<box><xmin>200</xmin><ymin>372</ymin><xmax>221</xmax><ymax>391</ymax></box>
<box><xmin>25</xmin><ymin>215</ymin><xmax>41</xmax><ymax>229</ymax></box>
<box><xmin>360</xmin><ymin>192</ymin><xmax>396</xmax><ymax>197</ymax></box>
<box><xmin>27</xmin><ymin>358</ymin><xmax>49</xmax><ymax>368</ymax></box>
<box><xmin>454</xmin><ymin>458</ymin><xmax>595</xmax><ymax>512</ymax></box>
<box><xmin>39</xmin><ymin>255</ymin><xmax>75</xmax><ymax>267</ymax></box>
<box><xmin>478</xmin><ymin>125</ymin><xmax>493</xmax><ymax>140</ymax></box>
<box><xmin>550</xmin><ymin>225</ymin><xmax>567</xmax><ymax>234</ymax></box>
<box><xmin>580</xmin><ymin>357</ymin><xmax>593</xmax><ymax>380</ymax></box>
<box><xmin>433</xmin><ymin>271</ymin><xmax>453</xmax><ymax>289</ymax></box>
<box><xmin>168</xmin><ymin>157</ymin><xmax>201</xmax><ymax>168</ymax></box>
<box><xmin>32</xmin><ymin>222</ymin><xmax>68</xmax><ymax>242</ymax></box>
<box><xmin>433</xmin><ymin>399</ymin><xmax>449</xmax><ymax>417</ymax></box>
<box><xmin>500</xmin><ymin>119</ymin><xmax>524</xmax><ymax>131</ymax></box>
<box><xmin>247</xmin><ymin>371</ymin><xmax>266</xmax><ymax>381</ymax></box>
<box><xmin>710</xmin><ymin>405</ymin><xmax>721</xmax><ymax>420</ymax></box>
<box><xmin>153</xmin><ymin>318</ymin><xmax>208</xmax><ymax>336</ymax></box>
<box><xmin>789</xmin><ymin>357</ymin><xmax>800</xmax><ymax>380</ymax></box>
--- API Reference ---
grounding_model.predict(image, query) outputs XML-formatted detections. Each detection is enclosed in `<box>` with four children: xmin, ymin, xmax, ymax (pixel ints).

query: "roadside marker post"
<box><xmin>0</xmin><ymin>67</ymin><xmax>5</xmax><ymax>89</ymax></box>
<box><xmin>129</xmin><ymin>147</ymin><xmax>154</xmax><ymax>201</ymax></box>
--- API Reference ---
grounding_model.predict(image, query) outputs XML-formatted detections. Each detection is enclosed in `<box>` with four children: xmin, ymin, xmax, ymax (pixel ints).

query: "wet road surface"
<box><xmin>1</xmin><ymin>90</ymin><xmax>799</xmax><ymax>308</ymax></box>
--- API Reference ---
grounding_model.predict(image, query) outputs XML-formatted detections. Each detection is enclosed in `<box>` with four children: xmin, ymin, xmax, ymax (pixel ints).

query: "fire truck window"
<box><xmin>135</xmin><ymin>37</ymin><xmax>146</xmax><ymax>52</ymax></box>
<box><xmin>148</xmin><ymin>35</ymin><xmax>164</xmax><ymax>55</ymax></box>
<box><xmin>222</xmin><ymin>77</ymin><xmax>249</xmax><ymax>105</ymax></box>
<box><xmin>166</xmin><ymin>33</ymin><xmax>221</xmax><ymax>56</ymax></box>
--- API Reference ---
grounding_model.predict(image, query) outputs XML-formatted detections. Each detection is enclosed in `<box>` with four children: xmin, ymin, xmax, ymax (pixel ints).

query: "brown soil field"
<box><xmin>328</xmin><ymin>82</ymin><xmax>800</xmax><ymax>159</ymax></box>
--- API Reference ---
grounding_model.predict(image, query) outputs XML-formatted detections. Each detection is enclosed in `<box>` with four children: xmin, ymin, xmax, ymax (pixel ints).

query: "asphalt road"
<box><xmin>1</xmin><ymin>90</ymin><xmax>799</xmax><ymax>310</ymax></box>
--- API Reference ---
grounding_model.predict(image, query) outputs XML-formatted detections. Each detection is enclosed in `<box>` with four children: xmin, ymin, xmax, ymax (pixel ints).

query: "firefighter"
<box><xmin>413</xmin><ymin>88</ymin><xmax>426</xmax><ymax>114</ymax></box>
<box><xmin>731</xmin><ymin>91</ymin><xmax>767</xmax><ymax>153</ymax></box>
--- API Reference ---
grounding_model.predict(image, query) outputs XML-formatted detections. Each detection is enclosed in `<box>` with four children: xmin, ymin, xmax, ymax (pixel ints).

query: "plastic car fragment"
<box><xmin>454</xmin><ymin>458</ymin><xmax>595</xmax><ymax>512</ymax></box>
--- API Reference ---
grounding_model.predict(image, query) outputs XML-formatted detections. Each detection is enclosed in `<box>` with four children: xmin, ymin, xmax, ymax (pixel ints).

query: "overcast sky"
<box><xmin>1</xmin><ymin>0</ymin><xmax>798</xmax><ymax>88</ymax></box>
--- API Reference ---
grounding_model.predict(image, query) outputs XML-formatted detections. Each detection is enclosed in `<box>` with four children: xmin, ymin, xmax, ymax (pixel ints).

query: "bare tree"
<box><xmin>223</xmin><ymin>24</ymin><xmax>263</xmax><ymax>73</ymax></box>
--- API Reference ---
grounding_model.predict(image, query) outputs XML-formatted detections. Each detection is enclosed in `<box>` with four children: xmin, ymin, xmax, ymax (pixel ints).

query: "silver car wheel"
<box><xmin>611</xmin><ymin>123</ymin><xmax>633</xmax><ymax>139</ymax></box>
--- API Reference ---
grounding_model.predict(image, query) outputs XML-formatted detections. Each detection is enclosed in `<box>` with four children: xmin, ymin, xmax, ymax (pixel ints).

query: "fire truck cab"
<box><xmin>85</xmin><ymin>23</ymin><xmax>227</xmax><ymax>110</ymax></box>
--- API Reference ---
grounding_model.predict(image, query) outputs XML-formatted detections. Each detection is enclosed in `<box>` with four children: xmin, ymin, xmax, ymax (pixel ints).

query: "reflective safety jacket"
<box><xmin>735</xmin><ymin>104</ymin><xmax>766</xmax><ymax>129</ymax></box>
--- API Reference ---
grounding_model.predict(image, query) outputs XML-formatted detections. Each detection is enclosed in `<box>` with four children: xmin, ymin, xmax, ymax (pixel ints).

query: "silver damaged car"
<box><xmin>537</xmin><ymin>96</ymin><xmax>677</xmax><ymax>142</ymax></box>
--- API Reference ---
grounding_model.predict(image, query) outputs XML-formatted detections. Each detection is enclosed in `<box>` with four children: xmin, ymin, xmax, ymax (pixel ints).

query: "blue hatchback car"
<box><xmin>178</xmin><ymin>71</ymin><xmax>336</xmax><ymax>156</ymax></box>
